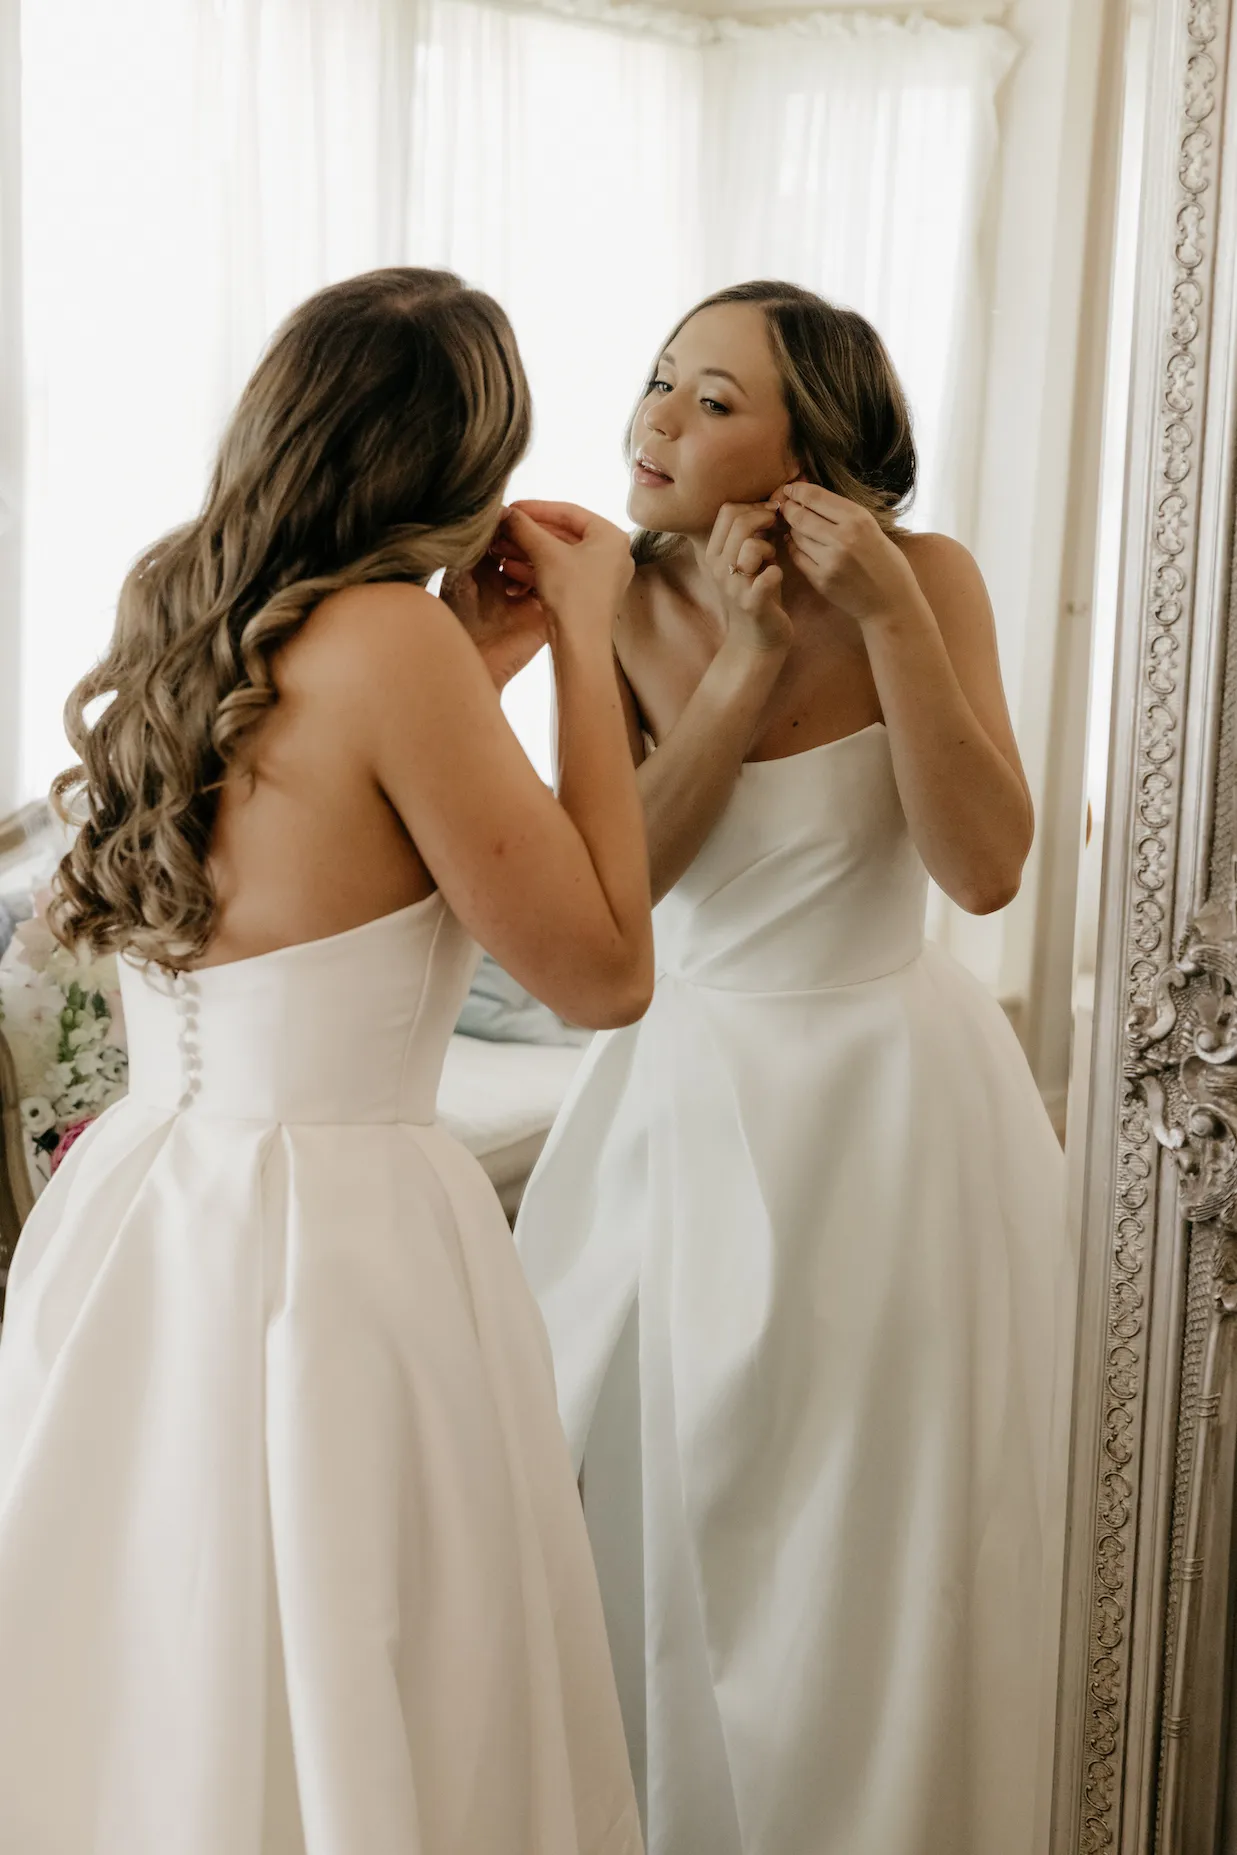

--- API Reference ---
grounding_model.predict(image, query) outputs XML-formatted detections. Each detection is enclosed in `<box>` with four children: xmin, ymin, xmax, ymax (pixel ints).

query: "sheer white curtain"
<box><xmin>16</xmin><ymin>0</ymin><xmax>1012</xmax><ymax>799</ymax></box>
<box><xmin>701</xmin><ymin>16</ymin><xmax>1014</xmax><ymax>541</ymax></box>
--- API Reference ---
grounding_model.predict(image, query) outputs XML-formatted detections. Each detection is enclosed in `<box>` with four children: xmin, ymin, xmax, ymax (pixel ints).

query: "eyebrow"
<box><xmin>659</xmin><ymin>351</ymin><xmax>749</xmax><ymax>396</ymax></box>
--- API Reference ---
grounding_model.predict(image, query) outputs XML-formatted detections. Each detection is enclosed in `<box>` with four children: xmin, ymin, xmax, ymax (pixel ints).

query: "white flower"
<box><xmin>55</xmin><ymin>1084</ymin><xmax>101</xmax><ymax>1118</ymax></box>
<box><xmin>99</xmin><ymin>1048</ymin><xmax>128</xmax><ymax>1085</ymax></box>
<box><xmin>47</xmin><ymin>1061</ymin><xmax>77</xmax><ymax>1092</ymax></box>
<box><xmin>73</xmin><ymin>1049</ymin><xmax>103</xmax><ymax>1077</ymax></box>
<box><xmin>67</xmin><ymin>1019</ymin><xmax>107</xmax><ymax>1051</ymax></box>
<box><xmin>13</xmin><ymin>980</ymin><xmax>65</xmax><ymax>1027</ymax></box>
<box><xmin>11</xmin><ymin>916</ymin><xmax>58</xmax><ymax>974</ymax></box>
<box><xmin>20</xmin><ymin>1096</ymin><xmax>57</xmax><ymax>1137</ymax></box>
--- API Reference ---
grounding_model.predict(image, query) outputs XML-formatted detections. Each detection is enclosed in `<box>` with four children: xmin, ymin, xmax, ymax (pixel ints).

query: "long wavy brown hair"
<box><xmin>626</xmin><ymin>280</ymin><xmax>916</xmax><ymax>566</ymax></box>
<box><xmin>50</xmin><ymin>267</ymin><xmax>531</xmax><ymax>968</ymax></box>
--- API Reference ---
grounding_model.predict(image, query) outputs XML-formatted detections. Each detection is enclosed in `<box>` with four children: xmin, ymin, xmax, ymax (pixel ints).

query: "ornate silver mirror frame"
<box><xmin>1053</xmin><ymin>1</ymin><xmax>1237</xmax><ymax>1847</ymax></box>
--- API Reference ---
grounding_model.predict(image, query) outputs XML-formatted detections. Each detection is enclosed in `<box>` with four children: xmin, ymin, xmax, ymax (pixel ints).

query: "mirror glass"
<box><xmin>0</xmin><ymin>2</ymin><xmax>1167</xmax><ymax>1850</ymax></box>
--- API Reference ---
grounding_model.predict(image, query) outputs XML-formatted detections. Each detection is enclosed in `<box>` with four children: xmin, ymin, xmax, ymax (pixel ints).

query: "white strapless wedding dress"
<box><xmin>515</xmin><ymin>724</ymin><xmax>1071</xmax><ymax>1855</ymax></box>
<box><xmin>0</xmin><ymin>895</ymin><xmax>642</xmax><ymax>1855</ymax></box>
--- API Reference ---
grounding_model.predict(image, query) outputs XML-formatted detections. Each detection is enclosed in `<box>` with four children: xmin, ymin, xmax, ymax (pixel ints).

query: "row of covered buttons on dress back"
<box><xmin>171</xmin><ymin>971</ymin><xmax>201</xmax><ymax>1110</ymax></box>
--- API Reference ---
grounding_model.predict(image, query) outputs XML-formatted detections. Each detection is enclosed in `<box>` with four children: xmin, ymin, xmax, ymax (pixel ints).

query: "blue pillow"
<box><xmin>455</xmin><ymin>954</ymin><xmax>590</xmax><ymax>1046</ymax></box>
<box><xmin>0</xmin><ymin>891</ymin><xmax>33</xmax><ymax>963</ymax></box>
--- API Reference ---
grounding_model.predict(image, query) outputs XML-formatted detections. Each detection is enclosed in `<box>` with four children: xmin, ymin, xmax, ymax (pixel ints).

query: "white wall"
<box><xmin>938</xmin><ymin>0</ymin><xmax>1114</xmax><ymax>1053</ymax></box>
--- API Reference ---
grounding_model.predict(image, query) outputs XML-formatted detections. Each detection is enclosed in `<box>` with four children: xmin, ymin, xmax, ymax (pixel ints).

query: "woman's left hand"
<box><xmin>439</xmin><ymin>554</ymin><xmax>548</xmax><ymax>691</ymax></box>
<box><xmin>775</xmin><ymin>481</ymin><xmax>920</xmax><ymax>625</ymax></box>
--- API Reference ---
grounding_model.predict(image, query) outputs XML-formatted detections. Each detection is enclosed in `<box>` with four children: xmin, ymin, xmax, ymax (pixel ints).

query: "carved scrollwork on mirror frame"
<box><xmin>1053</xmin><ymin>1</ymin><xmax>1237</xmax><ymax>1850</ymax></box>
<box><xmin>1126</xmin><ymin>866</ymin><xmax>1237</xmax><ymax>1850</ymax></box>
<box><xmin>1130</xmin><ymin>866</ymin><xmax>1237</xmax><ymax>1239</ymax></box>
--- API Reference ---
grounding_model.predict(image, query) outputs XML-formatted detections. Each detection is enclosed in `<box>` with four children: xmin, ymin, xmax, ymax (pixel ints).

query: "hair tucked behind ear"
<box><xmin>50</xmin><ymin>267</ymin><xmax>531</xmax><ymax>968</ymax></box>
<box><xmin>627</xmin><ymin>280</ymin><xmax>916</xmax><ymax>567</ymax></box>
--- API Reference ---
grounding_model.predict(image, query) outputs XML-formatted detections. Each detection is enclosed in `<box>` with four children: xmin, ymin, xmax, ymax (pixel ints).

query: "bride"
<box><xmin>0</xmin><ymin>268</ymin><xmax>648</xmax><ymax>1855</ymax></box>
<box><xmin>509</xmin><ymin>281</ymin><xmax>1070</xmax><ymax>1855</ymax></box>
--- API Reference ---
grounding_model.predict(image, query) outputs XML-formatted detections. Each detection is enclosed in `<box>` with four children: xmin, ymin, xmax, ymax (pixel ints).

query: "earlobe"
<box><xmin>774</xmin><ymin>465</ymin><xmax>806</xmax><ymax>503</ymax></box>
<box><xmin>769</xmin><ymin>465</ymin><xmax>804</xmax><ymax>514</ymax></box>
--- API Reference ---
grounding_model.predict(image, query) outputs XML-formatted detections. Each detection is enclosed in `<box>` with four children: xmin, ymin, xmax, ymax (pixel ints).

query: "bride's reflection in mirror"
<box><xmin>500</xmin><ymin>11</ymin><xmax>1159</xmax><ymax>1852</ymax></box>
<box><xmin>512</xmin><ymin>281</ymin><xmax>1070</xmax><ymax>1855</ymax></box>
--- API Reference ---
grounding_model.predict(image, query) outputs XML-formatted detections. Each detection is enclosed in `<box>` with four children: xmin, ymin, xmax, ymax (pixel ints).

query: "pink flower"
<box><xmin>49</xmin><ymin>1116</ymin><xmax>95</xmax><ymax>1173</ymax></box>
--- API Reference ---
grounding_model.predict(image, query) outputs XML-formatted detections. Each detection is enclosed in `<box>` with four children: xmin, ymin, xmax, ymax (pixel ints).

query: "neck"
<box><xmin>671</xmin><ymin>527</ymin><xmax>820</xmax><ymax>620</ymax></box>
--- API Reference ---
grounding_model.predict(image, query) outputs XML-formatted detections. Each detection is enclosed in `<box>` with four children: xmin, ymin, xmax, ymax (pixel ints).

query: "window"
<box><xmin>15</xmin><ymin>0</ymin><xmax>1011</xmax><ymax>795</ymax></box>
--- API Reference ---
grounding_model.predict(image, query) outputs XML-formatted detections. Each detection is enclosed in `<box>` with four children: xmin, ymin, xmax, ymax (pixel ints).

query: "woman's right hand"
<box><xmin>705</xmin><ymin>502</ymin><xmax>793</xmax><ymax>657</ymax></box>
<box><xmin>503</xmin><ymin>502</ymin><xmax>634</xmax><ymax>638</ymax></box>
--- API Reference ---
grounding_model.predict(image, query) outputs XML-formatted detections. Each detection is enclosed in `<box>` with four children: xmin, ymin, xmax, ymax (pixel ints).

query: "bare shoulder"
<box><xmin>300</xmin><ymin>580</ymin><xmax>458</xmax><ymax>666</ymax></box>
<box><xmin>897</xmin><ymin>530</ymin><xmax>986</xmax><ymax>595</ymax></box>
<box><xmin>895</xmin><ymin>531</ymin><xmax>994</xmax><ymax>639</ymax></box>
<box><xmin>896</xmin><ymin>530</ymin><xmax>1027</xmax><ymax>784</ymax></box>
<box><xmin>284</xmin><ymin>580</ymin><xmax>478</xmax><ymax>704</ymax></box>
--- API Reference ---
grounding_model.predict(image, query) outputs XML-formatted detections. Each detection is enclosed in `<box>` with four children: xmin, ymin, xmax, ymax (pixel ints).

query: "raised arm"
<box><xmin>331</xmin><ymin>506</ymin><xmax>654</xmax><ymax>1029</ymax></box>
<box><xmin>779</xmin><ymin>484</ymin><xmax>1034</xmax><ymax>915</ymax></box>
<box><xmin>619</xmin><ymin>504</ymin><xmax>793</xmax><ymax>905</ymax></box>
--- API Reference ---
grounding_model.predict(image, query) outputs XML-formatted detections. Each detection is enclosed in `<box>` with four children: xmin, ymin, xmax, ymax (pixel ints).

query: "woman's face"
<box><xmin>628</xmin><ymin>304</ymin><xmax>800</xmax><ymax>536</ymax></box>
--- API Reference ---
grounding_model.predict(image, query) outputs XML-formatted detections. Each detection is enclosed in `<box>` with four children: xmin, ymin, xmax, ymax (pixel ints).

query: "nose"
<box><xmin>643</xmin><ymin>395</ymin><xmax>676</xmax><ymax>441</ymax></box>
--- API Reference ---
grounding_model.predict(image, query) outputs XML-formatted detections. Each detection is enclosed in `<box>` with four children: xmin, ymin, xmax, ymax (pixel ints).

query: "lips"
<box><xmin>633</xmin><ymin>451</ymin><xmax>674</xmax><ymax>487</ymax></box>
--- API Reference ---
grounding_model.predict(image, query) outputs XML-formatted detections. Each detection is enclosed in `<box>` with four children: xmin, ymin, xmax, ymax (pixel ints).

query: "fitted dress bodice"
<box><xmin>653</xmin><ymin>723</ymin><xmax>927</xmax><ymax>993</ymax></box>
<box><xmin>120</xmin><ymin>893</ymin><xmax>478</xmax><ymax>1125</ymax></box>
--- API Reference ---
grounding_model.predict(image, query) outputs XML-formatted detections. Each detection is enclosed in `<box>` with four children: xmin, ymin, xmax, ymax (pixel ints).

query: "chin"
<box><xmin>627</xmin><ymin>497</ymin><xmax>664</xmax><ymax>532</ymax></box>
<box><xmin>627</xmin><ymin>486</ymin><xmax>692</xmax><ymax>534</ymax></box>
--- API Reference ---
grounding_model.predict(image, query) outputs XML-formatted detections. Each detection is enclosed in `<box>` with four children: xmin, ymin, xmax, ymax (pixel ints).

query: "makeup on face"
<box><xmin>628</xmin><ymin>304</ymin><xmax>798</xmax><ymax>531</ymax></box>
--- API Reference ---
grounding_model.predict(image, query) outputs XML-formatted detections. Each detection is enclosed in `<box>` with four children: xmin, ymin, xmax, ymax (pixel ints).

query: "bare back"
<box><xmin>198</xmin><ymin>592</ymin><xmax>438</xmax><ymax>968</ymax></box>
<box><xmin>182</xmin><ymin>566</ymin><xmax>653</xmax><ymax>1037</ymax></box>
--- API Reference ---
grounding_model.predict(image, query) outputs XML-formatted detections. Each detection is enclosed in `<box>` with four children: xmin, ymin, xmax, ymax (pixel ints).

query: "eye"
<box><xmin>702</xmin><ymin>398</ymin><xmax>730</xmax><ymax>416</ymax></box>
<box><xmin>648</xmin><ymin>377</ymin><xmax>672</xmax><ymax>395</ymax></box>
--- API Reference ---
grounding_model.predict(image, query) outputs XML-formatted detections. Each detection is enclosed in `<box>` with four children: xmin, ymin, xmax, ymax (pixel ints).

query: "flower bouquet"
<box><xmin>0</xmin><ymin>890</ymin><xmax>128</xmax><ymax>1193</ymax></box>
